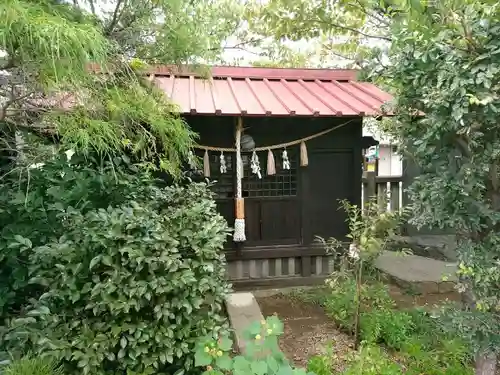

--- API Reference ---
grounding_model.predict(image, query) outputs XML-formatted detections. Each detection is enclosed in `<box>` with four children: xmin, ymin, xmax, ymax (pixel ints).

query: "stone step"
<box><xmin>375</xmin><ymin>251</ymin><xmax>458</xmax><ymax>295</ymax></box>
<box><xmin>225</xmin><ymin>292</ymin><xmax>264</xmax><ymax>352</ymax></box>
<box><xmin>389</xmin><ymin>234</ymin><xmax>457</xmax><ymax>261</ymax></box>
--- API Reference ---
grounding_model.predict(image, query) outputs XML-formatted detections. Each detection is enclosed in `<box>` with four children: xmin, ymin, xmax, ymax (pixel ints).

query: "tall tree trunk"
<box><xmin>475</xmin><ymin>351</ymin><xmax>497</xmax><ymax>375</ymax></box>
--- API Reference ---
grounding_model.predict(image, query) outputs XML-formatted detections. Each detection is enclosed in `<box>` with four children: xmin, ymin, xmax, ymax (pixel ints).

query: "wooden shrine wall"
<box><xmin>185</xmin><ymin>115</ymin><xmax>363</xmax><ymax>289</ymax></box>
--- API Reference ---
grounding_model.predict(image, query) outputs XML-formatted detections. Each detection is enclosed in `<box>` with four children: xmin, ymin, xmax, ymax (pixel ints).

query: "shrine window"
<box><xmin>208</xmin><ymin>153</ymin><xmax>234</xmax><ymax>199</ymax></box>
<box><xmin>242</xmin><ymin>150</ymin><xmax>298</xmax><ymax>198</ymax></box>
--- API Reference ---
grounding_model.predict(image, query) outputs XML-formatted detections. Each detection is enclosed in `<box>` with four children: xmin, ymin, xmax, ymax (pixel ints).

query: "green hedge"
<box><xmin>316</xmin><ymin>280</ymin><xmax>473</xmax><ymax>374</ymax></box>
<box><xmin>0</xmin><ymin>156</ymin><xmax>231</xmax><ymax>375</ymax></box>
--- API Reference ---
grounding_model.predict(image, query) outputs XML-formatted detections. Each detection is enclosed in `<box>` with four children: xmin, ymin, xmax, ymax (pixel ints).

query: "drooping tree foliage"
<box><xmin>0</xmin><ymin>0</ymin><xmax>239</xmax><ymax>372</ymax></box>
<box><xmin>0</xmin><ymin>0</ymin><xmax>241</xmax><ymax>173</ymax></box>
<box><xmin>240</xmin><ymin>0</ymin><xmax>394</xmax><ymax>69</ymax></box>
<box><xmin>382</xmin><ymin>2</ymin><xmax>500</xmax><ymax>374</ymax></box>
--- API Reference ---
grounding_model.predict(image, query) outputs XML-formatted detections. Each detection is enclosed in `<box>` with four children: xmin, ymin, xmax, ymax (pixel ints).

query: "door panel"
<box><xmin>259</xmin><ymin>199</ymin><xmax>300</xmax><ymax>244</ymax></box>
<box><xmin>305</xmin><ymin>151</ymin><xmax>353</xmax><ymax>242</ymax></box>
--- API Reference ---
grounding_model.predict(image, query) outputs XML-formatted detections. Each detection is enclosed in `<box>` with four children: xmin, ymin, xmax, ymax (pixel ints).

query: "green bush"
<box><xmin>3</xmin><ymin>356</ymin><xmax>63</xmax><ymax>375</ymax></box>
<box><xmin>401</xmin><ymin>340</ymin><xmax>473</xmax><ymax>375</ymax></box>
<box><xmin>0</xmin><ymin>154</ymin><xmax>152</xmax><ymax>318</ymax></box>
<box><xmin>360</xmin><ymin>309</ymin><xmax>414</xmax><ymax>349</ymax></box>
<box><xmin>323</xmin><ymin>280</ymin><xmax>357</xmax><ymax>330</ymax></box>
<box><xmin>320</xmin><ymin>279</ymin><xmax>473</xmax><ymax>375</ymax></box>
<box><xmin>342</xmin><ymin>345</ymin><xmax>402</xmax><ymax>375</ymax></box>
<box><xmin>194</xmin><ymin>316</ymin><xmax>310</xmax><ymax>375</ymax></box>
<box><xmin>306</xmin><ymin>355</ymin><xmax>331</xmax><ymax>375</ymax></box>
<box><xmin>1</xmin><ymin>156</ymin><xmax>231</xmax><ymax>375</ymax></box>
<box><xmin>323</xmin><ymin>279</ymin><xmax>393</xmax><ymax>331</ymax></box>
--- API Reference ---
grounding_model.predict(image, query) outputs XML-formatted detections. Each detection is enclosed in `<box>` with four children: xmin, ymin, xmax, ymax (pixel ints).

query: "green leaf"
<box><xmin>195</xmin><ymin>351</ymin><xmax>212</xmax><ymax>367</ymax></box>
<box><xmin>218</xmin><ymin>336</ymin><xmax>233</xmax><ymax>351</ymax></box>
<box><xmin>215</xmin><ymin>354</ymin><xmax>232</xmax><ymax>370</ymax></box>
<box><xmin>267</xmin><ymin>316</ymin><xmax>284</xmax><ymax>335</ymax></box>
<box><xmin>14</xmin><ymin>235</ymin><xmax>32</xmax><ymax>248</ymax></box>
<box><xmin>102</xmin><ymin>255</ymin><xmax>113</xmax><ymax>266</ymax></box>
<box><xmin>267</xmin><ymin>356</ymin><xmax>280</xmax><ymax>373</ymax></box>
<box><xmin>251</xmin><ymin>360</ymin><xmax>268</xmax><ymax>375</ymax></box>
<box><xmin>247</xmin><ymin>321</ymin><xmax>262</xmax><ymax>336</ymax></box>
<box><xmin>233</xmin><ymin>356</ymin><xmax>251</xmax><ymax>374</ymax></box>
<box><xmin>118</xmin><ymin>349</ymin><xmax>125</xmax><ymax>359</ymax></box>
<box><xmin>89</xmin><ymin>255</ymin><xmax>102</xmax><ymax>269</ymax></box>
<box><xmin>276</xmin><ymin>364</ymin><xmax>293</xmax><ymax>375</ymax></box>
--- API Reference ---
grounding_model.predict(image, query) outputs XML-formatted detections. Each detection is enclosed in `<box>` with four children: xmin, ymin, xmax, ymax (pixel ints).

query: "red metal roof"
<box><xmin>151</xmin><ymin>66</ymin><xmax>392</xmax><ymax>117</ymax></box>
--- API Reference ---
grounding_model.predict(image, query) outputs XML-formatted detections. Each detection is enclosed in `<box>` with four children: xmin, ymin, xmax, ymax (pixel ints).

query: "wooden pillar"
<box><xmin>364</xmin><ymin>171</ymin><xmax>376</xmax><ymax>204</ymax></box>
<box><xmin>300</xmin><ymin>153</ymin><xmax>312</xmax><ymax>276</ymax></box>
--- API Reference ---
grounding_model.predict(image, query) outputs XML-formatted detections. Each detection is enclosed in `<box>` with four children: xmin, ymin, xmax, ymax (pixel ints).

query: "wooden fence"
<box><xmin>362</xmin><ymin>172</ymin><xmax>404</xmax><ymax>213</ymax></box>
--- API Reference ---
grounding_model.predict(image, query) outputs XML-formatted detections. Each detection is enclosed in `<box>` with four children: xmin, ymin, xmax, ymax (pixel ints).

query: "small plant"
<box><xmin>360</xmin><ymin>309</ymin><xmax>414</xmax><ymax>349</ymax></box>
<box><xmin>342</xmin><ymin>345</ymin><xmax>402</xmax><ymax>375</ymax></box>
<box><xmin>323</xmin><ymin>279</ymin><xmax>394</xmax><ymax>332</ymax></box>
<box><xmin>306</xmin><ymin>353</ymin><xmax>331</xmax><ymax>375</ymax></box>
<box><xmin>194</xmin><ymin>316</ymin><xmax>312</xmax><ymax>375</ymax></box>
<box><xmin>3</xmin><ymin>356</ymin><xmax>63</xmax><ymax>375</ymax></box>
<box><xmin>320</xmin><ymin>199</ymin><xmax>402</xmax><ymax>348</ymax></box>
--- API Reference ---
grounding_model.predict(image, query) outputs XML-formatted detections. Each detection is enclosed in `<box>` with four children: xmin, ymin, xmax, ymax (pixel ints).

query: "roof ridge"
<box><xmin>151</xmin><ymin>65</ymin><xmax>359</xmax><ymax>81</ymax></box>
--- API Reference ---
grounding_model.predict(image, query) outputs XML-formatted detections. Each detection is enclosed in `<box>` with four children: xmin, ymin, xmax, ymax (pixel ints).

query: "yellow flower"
<box><xmin>204</xmin><ymin>347</ymin><xmax>210</xmax><ymax>353</ymax></box>
<box><xmin>216</xmin><ymin>351</ymin><xmax>223</xmax><ymax>357</ymax></box>
<box><xmin>255</xmin><ymin>334</ymin><xmax>261</xmax><ymax>340</ymax></box>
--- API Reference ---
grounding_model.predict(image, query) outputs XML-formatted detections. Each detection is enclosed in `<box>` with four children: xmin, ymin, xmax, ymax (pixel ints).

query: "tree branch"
<box><xmin>1</xmin><ymin>57</ymin><xmax>16</xmax><ymax>70</ymax></box>
<box><xmin>105</xmin><ymin>0</ymin><xmax>126</xmax><ymax>36</ymax></box>
<box><xmin>351</xmin><ymin>0</ymin><xmax>391</xmax><ymax>27</ymax></box>
<box><xmin>316</xmin><ymin>19</ymin><xmax>392</xmax><ymax>41</ymax></box>
<box><xmin>0</xmin><ymin>89</ymin><xmax>36</xmax><ymax>122</ymax></box>
<box><xmin>87</xmin><ymin>0</ymin><xmax>96</xmax><ymax>15</ymax></box>
<box><xmin>455</xmin><ymin>135</ymin><xmax>472</xmax><ymax>158</ymax></box>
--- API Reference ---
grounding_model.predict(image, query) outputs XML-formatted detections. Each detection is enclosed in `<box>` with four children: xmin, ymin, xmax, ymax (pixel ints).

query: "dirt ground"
<box><xmin>256</xmin><ymin>284</ymin><xmax>463</xmax><ymax>370</ymax></box>
<box><xmin>387</xmin><ymin>284</ymin><xmax>462</xmax><ymax>309</ymax></box>
<box><xmin>257</xmin><ymin>293</ymin><xmax>354</xmax><ymax>371</ymax></box>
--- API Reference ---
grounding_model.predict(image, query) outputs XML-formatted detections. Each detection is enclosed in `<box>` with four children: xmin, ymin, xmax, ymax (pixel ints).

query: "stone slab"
<box><xmin>375</xmin><ymin>251</ymin><xmax>457</xmax><ymax>294</ymax></box>
<box><xmin>389</xmin><ymin>234</ymin><xmax>457</xmax><ymax>261</ymax></box>
<box><xmin>225</xmin><ymin>292</ymin><xmax>263</xmax><ymax>352</ymax></box>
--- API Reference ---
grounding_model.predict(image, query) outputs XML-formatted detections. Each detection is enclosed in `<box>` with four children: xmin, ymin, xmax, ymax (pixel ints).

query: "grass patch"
<box><xmin>288</xmin><ymin>282</ymin><xmax>473</xmax><ymax>375</ymax></box>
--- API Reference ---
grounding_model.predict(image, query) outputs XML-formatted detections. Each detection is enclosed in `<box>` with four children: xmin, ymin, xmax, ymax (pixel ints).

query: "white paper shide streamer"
<box><xmin>282</xmin><ymin>149</ymin><xmax>290</xmax><ymax>170</ymax></box>
<box><xmin>250</xmin><ymin>151</ymin><xmax>262</xmax><ymax>179</ymax></box>
<box><xmin>219</xmin><ymin>151</ymin><xmax>227</xmax><ymax>174</ymax></box>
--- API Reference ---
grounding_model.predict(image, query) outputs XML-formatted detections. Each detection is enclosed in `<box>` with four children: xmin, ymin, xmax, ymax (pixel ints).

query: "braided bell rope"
<box><xmin>193</xmin><ymin>118</ymin><xmax>356</xmax><ymax>152</ymax></box>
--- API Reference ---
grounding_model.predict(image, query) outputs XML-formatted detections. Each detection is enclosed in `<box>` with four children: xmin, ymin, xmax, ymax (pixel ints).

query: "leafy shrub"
<box><xmin>194</xmin><ymin>316</ymin><xmax>311</xmax><ymax>375</ymax></box>
<box><xmin>321</xmin><ymin>280</ymin><xmax>473</xmax><ymax>374</ymax></box>
<box><xmin>3</xmin><ymin>356</ymin><xmax>63</xmax><ymax>375</ymax></box>
<box><xmin>1</xmin><ymin>156</ymin><xmax>231</xmax><ymax>375</ymax></box>
<box><xmin>306</xmin><ymin>344</ymin><xmax>335</xmax><ymax>375</ymax></box>
<box><xmin>0</xmin><ymin>154</ymin><xmax>152</xmax><ymax>317</ymax></box>
<box><xmin>306</xmin><ymin>355</ymin><xmax>331</xmax><ymax>375</ymax></box>
<box><xmin>323</xmin><ymin>280</ymin><xmax>357</xmax><ymax>330</ymax></box>
<box><xmin>342</xmin><ymin>345</ymin><xmax>402</xmax><ymax>375</ymax></box>
<box><xmin>323</xmin><ymin>279</ymin><xmax>393</xmax><ymax>331</ymax></box>
<box><xmin>401</xmin><ymin>341</ymin><xmax>473</xmax><ymax>375</ymax></box>
<box><xmin>360</xmin><ymin>309</ymin><xmax>414</xmax><ymax>349</ymax></box>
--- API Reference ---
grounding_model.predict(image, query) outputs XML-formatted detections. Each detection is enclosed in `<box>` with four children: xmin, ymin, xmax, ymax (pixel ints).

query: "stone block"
<box><xmin>225</xmin><ymin>292</ymin><xmax>263</xmax><ymax>352</ymax></box>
